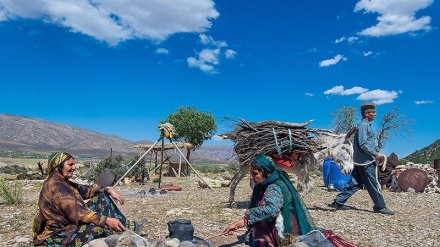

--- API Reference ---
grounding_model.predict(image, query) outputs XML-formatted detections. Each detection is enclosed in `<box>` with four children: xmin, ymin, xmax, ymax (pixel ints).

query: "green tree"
<box><xmin>162</xmin><ymin>106</ymin><xmax>217</xmax><ymax>151</ymax></box>
<box><xmin>330</xmin><ymin>106</ymin><xmax>358</xmax><ymax>134</ymax></box>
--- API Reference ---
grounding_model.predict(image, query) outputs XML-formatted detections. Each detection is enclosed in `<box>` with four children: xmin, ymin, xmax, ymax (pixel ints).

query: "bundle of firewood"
<box><xmin>220</xmin><ymin>118</ymin><xmax>332</xmax><ymax>165</ymax></box>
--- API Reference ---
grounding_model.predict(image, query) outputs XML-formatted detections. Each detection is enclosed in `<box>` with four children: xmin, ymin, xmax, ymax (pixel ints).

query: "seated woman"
<box><xmin>222</xmin><ymin>154</ymin><xmax>316</xmax><ymax>247</ymax></box>
<box><xmin>33</xmin><ymin>152</ymin><xmax>146</xmax><ymax>246</ymax></box>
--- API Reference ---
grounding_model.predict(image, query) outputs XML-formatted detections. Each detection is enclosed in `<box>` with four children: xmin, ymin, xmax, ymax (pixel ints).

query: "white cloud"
<box><xmin>155</xmin><ymin>48</ymin><xmax>169</xmax><ymax>55</ymax></box>
<box><xmin>363</xmin><ymin>51</ymin><xmax>373</xmax><ymax>56</ymax></box>
<box><xmin>324</xmin><ymin>86</ymin><xmax>397</xmax><ymax>104</ymax></box>
<box><xmin>356</xmin><ymin>89</ymin><xmax>398</xmax><ymax>105</ymax></box>
<box><xmin>187</xmin><ymin>48</ymin><xmax>220</xmax><ymax>73</ymax></box>
<box><xmin>199</xmin><ymin>33</ymin><xmax>227</xmax><ymax>47</ymax></box>
<box><xmin>335</xmin><ymin>37</ymin><xmax>345</xmax><ymax>43</ymax></box>
<box><xmin>225</xmin><ymin>49</ymin><xmax>237</xmax><ymax>59</ymax></box>
<box><xmin>324</xmin><ymin>85</ymin><xmax>368</xmax><ymax>95</ymax></box>
<box><xmin>354</xmin><ymin>0</ymin><xmax>433</xmax><ymax>37</ymax></box>
<box><xmin>319</xmin><ymin>54</ymin><xmax>347</xmax><ymax>67</ymax></box>
<box><xmin>0</xmin><ymin>7</ymin><xmax>8</xmax><ymax>21</ymax></box>
<box><xmin>415</xmin><ymin>100</ymin><xmax>433</xmax><ymax>104</ymax></box>
<box><xmin>335</xmin><ymin>36</ymin><xmax>359</xmax><ymax>44</ymax></box>
<box><xmin>187</xmin><ymin>34</ymin><xmax>235</xmax><ymax>73</ymax></box>
<box><xmin>0</xmin><ymin>0</ymin><xmax>219</xmax><ymax>45</ymax></box>
<box><xmin>324</xmin><ymin>85</ymin><xmax>345</xmax><ymax>95</ymax></box>
<box><xmin>341</xmin><ymin>86</ymin><xmax>369</xmax><ymax>95</ymax></box>
<box><xmin>347</xmin><ymin>36</ymin><xmax>359</xmax><ymax>43</ymax></box>
<box><xmin>305</xmin><ymin>92</ymin><xmax>314</xmax><ymax>97</ymax></box>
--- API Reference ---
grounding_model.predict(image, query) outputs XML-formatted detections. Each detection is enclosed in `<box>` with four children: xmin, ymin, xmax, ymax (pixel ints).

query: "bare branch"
<box><xmin>220</xmin><ymin>118</ymin><xmax>333</xmax><ymax>166</ymax></box>
<box><xmin>377</xmin><ymin>107</ymin><xmax>413</xmax><ymax>151</ymax></box>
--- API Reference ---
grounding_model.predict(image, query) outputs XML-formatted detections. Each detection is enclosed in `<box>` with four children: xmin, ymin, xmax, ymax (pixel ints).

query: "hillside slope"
<box><xmin>403</xmin><ymin>139</ymin><xmax>440</xmax><ymax>164</ymax></box>
<box><xmin>0</xmin><ymin>113</ymin><xmax>150</xmax><ymax>157</ymax></box>
<box><xmin>0</xmin><ymin>113</ymin><xmax>233</xmax><ymax>162</ymax></box>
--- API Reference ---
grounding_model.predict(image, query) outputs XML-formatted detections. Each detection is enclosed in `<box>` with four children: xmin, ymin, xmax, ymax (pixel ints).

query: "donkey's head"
<box><xmin>329</xmin><ymin>138</ymin><xmax>354</xmax><ymax>175</ymax></box>
<box><xmin>314</xmin><ymin>134</ymin><xmax>354</xmax><ymax>175</ymax></box>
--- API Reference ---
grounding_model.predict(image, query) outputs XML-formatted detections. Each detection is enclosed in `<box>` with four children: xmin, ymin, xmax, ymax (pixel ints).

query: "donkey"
<box><xmin>228</xmin><ymin>133</ymin><xmax>354</xmax><ymax>205</ymax></box>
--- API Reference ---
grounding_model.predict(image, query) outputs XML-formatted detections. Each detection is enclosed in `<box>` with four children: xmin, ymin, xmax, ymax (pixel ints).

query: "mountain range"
<box><xmin>0</xmin><ymin>113</ymin><xmax>438</xmax><ymax>165</ymax></box>
<box><xmin>0</xmin><ymin>113</ymin><xmax>234</xmax><ymax>163</ymax></box>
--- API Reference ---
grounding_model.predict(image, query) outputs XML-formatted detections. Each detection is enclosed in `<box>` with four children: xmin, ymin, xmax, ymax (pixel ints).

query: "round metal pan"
<box><xmin>398</xmin><ymin>168</ymin><xmax>429</xmax><ymax>192</ymax></box>
<box><xmin>97</xmin><ymin>171</ymin><xmax>115</xmax><ymax>187</ymax></box>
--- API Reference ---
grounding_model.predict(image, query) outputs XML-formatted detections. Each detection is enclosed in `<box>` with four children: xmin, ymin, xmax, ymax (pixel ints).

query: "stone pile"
<box><xmin>6</xmin><ymin>231</ymin><xmax>210</xmax><ymax>247</ymax></box>
<box><xmin>83</xmin><ymin>231</ymin><xmax>209</xmax><ymax>247</ymax></box>
<box><xmin>394</xmin><ymin>162</ymin><xmax>440</xmax><ymax>193</ymax></box>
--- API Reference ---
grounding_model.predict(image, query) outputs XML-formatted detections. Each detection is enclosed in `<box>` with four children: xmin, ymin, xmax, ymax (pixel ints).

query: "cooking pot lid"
<box><xmin>397</xmin><ymin>168</ymin><xmax>428</xmax><ymax>192</ymax></box>
<box><xmin>97</xmin><ymin>171</ymin><xmax>115</xmax><ymax>187</ymax></box>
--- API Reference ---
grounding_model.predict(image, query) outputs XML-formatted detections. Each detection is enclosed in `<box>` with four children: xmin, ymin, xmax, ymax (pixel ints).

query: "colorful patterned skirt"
<box><xmin>40</xmin><ymin>193</ymin><xmax>140</xmax><ymax>247</ymax></box>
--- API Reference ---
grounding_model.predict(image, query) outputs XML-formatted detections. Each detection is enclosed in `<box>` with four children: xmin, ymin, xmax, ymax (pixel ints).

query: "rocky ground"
<box><xmin>1</xmin><ymin>163</ymin><xmax>439</xmax><ymax>247</ymax></box>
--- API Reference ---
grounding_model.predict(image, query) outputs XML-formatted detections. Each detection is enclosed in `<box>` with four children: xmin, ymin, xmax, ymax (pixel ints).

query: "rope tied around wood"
<box><xmin>220</xmin><ymin>118</ymin><xmax>334</xmax><ymax>164</ymax></box>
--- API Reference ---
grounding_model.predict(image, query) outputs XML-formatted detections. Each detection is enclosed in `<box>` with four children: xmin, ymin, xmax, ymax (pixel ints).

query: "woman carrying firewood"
<box><xmin>33</xmin><ymin>152</ymin><xmax>147</xmax><ymax>246</ymax></box>
<box><xmin>222</xmin><ymin>154</ymin><xmax>316</xmax><ymax>246</ymax></box>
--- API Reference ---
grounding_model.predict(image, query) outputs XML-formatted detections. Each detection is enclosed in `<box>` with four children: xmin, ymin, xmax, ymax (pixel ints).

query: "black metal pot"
<box><xmin>167</xmin><ymin>219</ymin><xmax>194</xmax><ymax>242</ymax></box>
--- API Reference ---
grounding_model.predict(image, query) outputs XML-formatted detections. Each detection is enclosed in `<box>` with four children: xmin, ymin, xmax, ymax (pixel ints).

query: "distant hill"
<box><xmin>403</xmin><ymin>139</ymin><xmax>440</xmax><ymax>164</ymax></box>
<box><xmin>3</xmin><ymin>113</ymin><xmax>437</xmax><ymax>165</ymax></box>
<box><xmin>0</xmin><ymin>113</ymin><xmax>233</xmax><ymax>163</ymax></box>
<box><xmin>192</xmin><ymin>145</ymin><xmax>236</xmax><ymax>164</ymax></box>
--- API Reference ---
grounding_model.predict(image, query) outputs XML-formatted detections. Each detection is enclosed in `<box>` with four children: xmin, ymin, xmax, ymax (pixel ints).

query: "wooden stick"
<box><xmin>205</xmin><ymin>228</ymin><xmax>247</xmax><ymax>240</ymax></box>
<box><xmin>205</xmin><ymin>232</ymin><xmax>225</xmax><ymax>240</ymax></box>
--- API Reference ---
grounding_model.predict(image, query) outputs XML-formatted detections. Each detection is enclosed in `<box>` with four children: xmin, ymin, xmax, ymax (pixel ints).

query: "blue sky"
<box><xmin>0</xmin><ymin>0</ymin><xmax>438</xmax><ymax>159</ymax></box>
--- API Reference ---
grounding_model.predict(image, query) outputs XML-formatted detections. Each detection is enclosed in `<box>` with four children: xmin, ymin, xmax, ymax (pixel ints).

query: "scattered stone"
<box><xmin>89</xmin><ymin>238</ymin><xmax>109</xmax><ymax>247</ymax></box>
<box><xmin>164</xmin><ymin>238</ymin><xmax>180</xmax><ymax>247</ymax></box>
<box><xmin>12</xmin><ymin>236</ymin><xmax>31</xmax><ymax>247</ymax></box>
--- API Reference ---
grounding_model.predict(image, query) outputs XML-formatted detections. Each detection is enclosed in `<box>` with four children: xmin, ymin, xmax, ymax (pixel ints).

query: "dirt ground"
<box><xmin>0</xmin><ymin>159</ymin><xmax>439</xmax><ymax>247</ymax></box>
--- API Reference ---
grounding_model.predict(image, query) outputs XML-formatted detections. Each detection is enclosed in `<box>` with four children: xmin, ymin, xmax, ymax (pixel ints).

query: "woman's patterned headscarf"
<box><xmin>253</xmin><ymin>154</ymin><xmax>276</xmax><ymax>174</ymax></box>
<box><xmin>47</xmin><ymin>152</ymin><xmax>72</xmax><ymax>174</ymax></box>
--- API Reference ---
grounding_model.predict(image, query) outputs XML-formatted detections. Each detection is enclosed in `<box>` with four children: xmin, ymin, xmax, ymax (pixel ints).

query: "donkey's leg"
<box><xmin>228</xmin><ymin>164</ymin><xmax>250</xmax><ymax>207</ymax></box>
<box><xmin>297</xmin><ymin>152</ymin><xmax>316</xmax><ymax>197</ymax></box>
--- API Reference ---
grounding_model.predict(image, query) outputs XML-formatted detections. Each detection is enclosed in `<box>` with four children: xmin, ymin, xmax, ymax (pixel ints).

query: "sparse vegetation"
<box><xmin>0</xmin><ymin>164</ymin><xmax>28</xmax><ymax>174</ymax></box>
<box><xmin>85</xmin><ymin>154</ymin><xmax>148</xmax><ymax>184</ymax></box>
<box><xmin>192</xmin><ymin>163</ymin><xmax>233</xmax><ymax>174</ymax></box>
<box><xmin>0</xmin><ymin>179</ymin><xmax>24</xmax><ymax>205</ymax></box>
<box><xmin>403</xmin><ymin>139</ymin><xmax>440</xmax><ymax>164</ymax></box>
<box><xmin>0</xmin><ymin>150</ymin><xmax>47</xmax><ymax>159</ymax></box>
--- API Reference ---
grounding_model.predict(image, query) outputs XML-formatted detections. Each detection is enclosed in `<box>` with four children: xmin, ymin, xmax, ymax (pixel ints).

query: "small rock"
<box><xmin>105</xmin><ymin>234</ymin><xmax>121</xmax><ymax>247</ymax></box>
<box><xmin>407</xmin><ymin>187</ymin><xmax>416</xmax><ymax>193</ymax></box>
<box><xmin>164</xmin><ymin>238</ymin><xmax>180</xmax><ymax>247</ymax></box>
<box><xmin>180</xmin><ymin>241</ymin><xmax>196</xmax><ymax>247</ymax></box>
<box><xmin>12</xmin><ymin>236</ymin><xmax>31</xmax><ymax>247</ymax></box>
<box><xmin>89</xmin><ymin>238</ymin><xmax>109</xmax><ymax>247</ymax></box>
<box><xmin>116</xmin><ymin>231</ymin><xmax>135</xmax><ymax>247</ymax></box>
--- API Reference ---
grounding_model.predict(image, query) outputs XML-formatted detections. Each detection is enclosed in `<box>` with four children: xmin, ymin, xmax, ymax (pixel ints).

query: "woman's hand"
<box><xmin>108</xmin><ymin>189</ymin><xmax>125</xmax><ymax>205</ymax></box>
<box><xmin>222</xmin><ymin>218</ymin><xmax>245</xmax><ymax>235</ymax></box>
<box><xmin>106</xmin><ymin>217</ymin><xmax>126</xmax><ymax>232</ymax></box>
<box><xmin>222</xmin><ymin>223</ymin><xmax>238</xmax><ymax>235</ymax></box>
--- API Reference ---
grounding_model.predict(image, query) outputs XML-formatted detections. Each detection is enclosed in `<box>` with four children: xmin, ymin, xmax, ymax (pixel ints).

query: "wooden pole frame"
<box><xmin>113</xmin><ymin>129</ymin><xmax>213</xmax><ymax>190</ymax></box>
<box><xmin>112</xmin><ymin>136</ymin><xmax>163</xmax><ymax>189</ymax></box>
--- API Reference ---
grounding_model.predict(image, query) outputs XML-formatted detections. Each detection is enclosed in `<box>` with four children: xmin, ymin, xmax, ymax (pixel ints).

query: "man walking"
<box><xmin>328</xmin><ymin>101</ymin><xmax>394</xmax><ymax>215</ymax></box>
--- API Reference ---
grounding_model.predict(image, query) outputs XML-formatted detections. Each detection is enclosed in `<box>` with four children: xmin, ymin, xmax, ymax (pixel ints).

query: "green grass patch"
<box><xmin>0</xmin><ymin>179</ymin><xmax>24</xmax><ymax>205</ymax></box>
<box><xmin>0</xmin><ymin>165</ymin><xmax>28</xmax><ymax>174</ymax></box>
<box><xmin>192</xmin><ymin>163</ymin><xmax>237</xmax><ymax>174</ymax></box>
